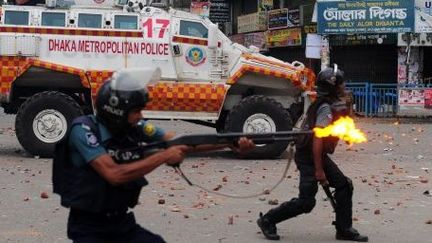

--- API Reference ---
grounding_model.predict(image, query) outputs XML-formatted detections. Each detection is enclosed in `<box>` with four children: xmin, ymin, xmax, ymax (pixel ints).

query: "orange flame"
<box><xmin>313</xmin><ymin>117</ymin><xmax>367</xmax><ymax>144</ymax></box>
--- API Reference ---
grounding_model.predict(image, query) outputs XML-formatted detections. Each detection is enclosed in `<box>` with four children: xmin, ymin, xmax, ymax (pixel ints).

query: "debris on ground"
<box><xmin>268</xmin><ymin>199</ymin><xmax>279</xmax><ymax>205</ymax></box>
<box><xmin>40</xmin><ymin>192</ymin><xmax>49</xmax><ymax>199</ymax></box>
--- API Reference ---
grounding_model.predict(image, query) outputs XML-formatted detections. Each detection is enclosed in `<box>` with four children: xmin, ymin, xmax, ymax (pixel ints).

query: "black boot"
<box><xmin>336</xmin><ymin>227</ymin><xmax>368</xmax><ymax>242</ymax></box>
<box><xmin>257</xmin><ymin>212</ymin><xmax>280</xmax><ymax>240</ymax></box>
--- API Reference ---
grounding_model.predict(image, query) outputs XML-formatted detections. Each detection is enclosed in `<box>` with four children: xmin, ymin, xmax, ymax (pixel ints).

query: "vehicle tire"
<box><xmin>289</xmin><ymin>101</ymin><xmax>304</xmax><ymax>125</ymax></box>
<box><xmin>215</xmin><ymin>110</ymin><xmax>228</xmax><ymax>133</ymax></box>
<box><xmin>224</xmin><ymin>95</ymin><xmax>293</xmax><ymax>159</ymax></box>
<box><xmin>15</xmin><ymin>91</ymin><xmax>83</xmax><ymax>158</ymax></box>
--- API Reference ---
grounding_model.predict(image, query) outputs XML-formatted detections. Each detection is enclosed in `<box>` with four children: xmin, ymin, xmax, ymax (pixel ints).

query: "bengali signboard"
<box><xmin>268</xmin><ymin>8</ymin><xmax>289</xmax><ymax>29</ymax></box>
<box><xmin>267</xmin><ymin>28</ymin><xmax>302</xmax><ymax>48</ymax></box>
<box><xmin>330</xmin><ymin>33</ymin><xmax>397</xmax><ymax>46</ymax></box>
<box><xmin>425</xmin><ymin>88</ymin><xmax>432</xmax><ymax>109</ymax></box>
<box><xmin>244</xmin><ymin>32</ymin><xmax>268</xmax><ymax>52</ymax></box>
<box><xmin>268</xmin><ymin>8</ymin><xmax>300</xmax><ymax>30</ymax></box>
<box><xmin>229</xmin><ymin>34</ymin><xmax>245</xmax><ymax>45</ymax></box>
<box><xmin>238</xmin><ymin>12</ymin><xmax>267</xmax><ymax>33</ymax></box>
<box><xmin>398</xmin><ymin>87</ymin><xmax>432</xmax><ymax>116</ymax></box>
<box><xmin>259</xmin><ymin>0</ymin><xmax>274</xmax><ymax>12</ymax></box>
<box><xmin>191</xmin><ymin>0</ymin><xmax>210</xmax><ymax>17</ymax></box>
<box><xmin>287</xmin><ymin>9</ymin><xmax>300</xmax><ymax>27</ymax></box>
<box><xmin>209</xmin><ymin>0</ymin><xmax>230</xmax><ymax>24</ymax></box>
<box><xmin>304</xmin><ymin>25</ymin><xmax>318</xmax><ymax>34</ymax></box>
<box><xmin>229</xmin><ymin>32</ymin><xmax>268</xmax><ymax>52</ymax></box>
<box><xmin>415</xmin><ymin>0</ymin><xmax>432</xmax><ymax>32</ymax></box>
<box><xmin>317</xmin><ymin>0</ymin><xmax>415</xmax><ymax>34</ymax></box>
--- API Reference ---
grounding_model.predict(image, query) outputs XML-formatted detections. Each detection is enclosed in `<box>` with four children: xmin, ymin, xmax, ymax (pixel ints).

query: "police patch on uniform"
<box><xmin>85</xmin><ymin>132</ymin><xmax>99</xmax><ymax>147</ymax></box>
<box><xmin>143</xmin><ymin>123</ymin><xmax>156</xmax><ymax>136</ymax></box>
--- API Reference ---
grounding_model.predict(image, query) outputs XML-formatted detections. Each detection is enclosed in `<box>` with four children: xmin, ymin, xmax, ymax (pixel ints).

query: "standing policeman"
<box><xmin>53</xmin><ymin>68</ymin><xmax>254</xmax><ymax>243</ymax></box>
<box><xmin>256</xmin><ymin>65</ymin><xmax>368</xmax><ymax>242</ymax></box>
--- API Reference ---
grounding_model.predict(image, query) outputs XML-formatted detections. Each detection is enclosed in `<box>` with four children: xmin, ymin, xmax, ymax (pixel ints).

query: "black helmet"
<box><xmin>95</xmin><ymin>68</ymin><xmax>160</xmax><ymax>135</ymax></box>
<box><xmin>316</xmin><ymin>64</ymin><xmax>345</xmax><ymax>97</ymax></box>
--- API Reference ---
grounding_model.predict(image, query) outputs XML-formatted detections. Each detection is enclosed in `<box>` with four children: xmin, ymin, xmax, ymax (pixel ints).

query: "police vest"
<box><xmin>53</xmin><ymin>115</ymin><xmax>148</xmax><ymax>213</ymax></box>
<box><xmin>296</xmin><ymin>98</ymin><xmax>348</xmax><ymax>155</ymax></box>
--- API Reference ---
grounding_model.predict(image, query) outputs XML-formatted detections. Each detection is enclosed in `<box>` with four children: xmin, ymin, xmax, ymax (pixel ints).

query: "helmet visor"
<box><xmin>110</xmin><ymin>67</ymin><xmax>161</xmax><ymax>92</ymax></box>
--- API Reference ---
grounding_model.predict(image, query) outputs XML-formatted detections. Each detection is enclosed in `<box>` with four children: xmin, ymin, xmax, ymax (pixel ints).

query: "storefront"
<box><xmin>329</xmin><ymin>34</ymin><xmax>398</xmax><ymax>84</ymax></box>
<box><xmin>228</xmin><ymin>0</ymin><xmax>317</xmax><ymax>70</ymax></box>
<box><xmin>317</xmin><ymin>0</ymin><xmax>414</xmax><ymax>83</ymax></box>
<box><xmin>316</xmin><ymin>0</ymin><xmax>418</xmax><ymax>116</ymax></box>
<box><xmin>397</xmin><ymin>33</ymin><xmax>432</xmax><ymax>116</ymax></box>
<box><xmin>393</xmin><ymin>0</ymin><xmax>432</xmax><ymax>116</ymax></box>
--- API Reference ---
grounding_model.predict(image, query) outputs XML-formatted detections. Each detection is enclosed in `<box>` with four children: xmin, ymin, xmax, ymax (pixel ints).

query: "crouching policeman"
<box><xmin>53</xmin><ymin>68</ymin><xmax>254</xmax><ymax>243</ymax></box>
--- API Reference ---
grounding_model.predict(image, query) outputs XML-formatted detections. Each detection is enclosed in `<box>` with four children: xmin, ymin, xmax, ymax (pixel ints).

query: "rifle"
<box><xmin>120</xmin><ymin>130</ymin><xmax>312</xmax><ymax>187</ymax></box>
<box><xmin>135</xmin><ymin>130</ymin><xmax>313</xmax><ymax>152</ymax></box>
<box><xmin>117</xmin><ymin>131</ymin><xmax>313</xmax><ymax>186</ymax></box>
<box><xmin>322</xmin><ymin>184</ymin><xmax>337</xmax><ymax>210</ymax></box>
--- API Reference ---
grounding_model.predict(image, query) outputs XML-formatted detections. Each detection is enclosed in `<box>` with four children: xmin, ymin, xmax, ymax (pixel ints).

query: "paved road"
<box><xmin>0</xmin><ymin>112</ymin><xmax>431</xmax><ymax>243</ymax></box>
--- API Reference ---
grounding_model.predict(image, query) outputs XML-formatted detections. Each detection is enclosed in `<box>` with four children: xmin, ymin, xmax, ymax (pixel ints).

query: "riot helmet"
<box><xmin>95</xmin><ymin>68</ymin><xmax>161</xmax><ymax>135</ymax></box>
<box><xmin>316</xmin><ymin>64</ymin><xmax>345</xmax><ymax>97</ymax></box>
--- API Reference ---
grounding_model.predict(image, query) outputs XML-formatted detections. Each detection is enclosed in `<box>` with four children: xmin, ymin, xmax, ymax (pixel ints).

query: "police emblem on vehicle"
<box><xmin>185</xmin><ymin>47</ymin><xmax>206</xmax><ymax>66</ymax></box>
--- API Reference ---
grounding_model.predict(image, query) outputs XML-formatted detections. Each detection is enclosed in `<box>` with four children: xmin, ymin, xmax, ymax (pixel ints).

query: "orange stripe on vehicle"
<box><xmin>172</xmin><ymin>36</ymin><xmax>222</xmax><ymax>47</ymax></box>
<box><xmin>0</xmin><ymin>57</ymin><xmax>31</xmax><ymax>95</ymax></box>
<box><xmin>146</xmin><ymin>82</ymin><xmax>227</xmax><ymax>112</ymax></box>
<box><xmin>227</xmin><ymin>65</ymin><xmax>304</xmax><ymax>88</ymax></box>
<box><xmin>86</xmin><ymin>71</ymin><xmax>114</xmax><ymax>98</ymax></box>
<box><xmin>0</xmin><ymin>26</ymin><xmax>143</xmax><ymax>37</ymax></box>
<box><xmin>241</xmin><ymin>53</ymin><xmax>316</xmax><ymax>90</ymax></box>
<box><xmin>302</xmin><ymin>69</ymin><xmax>316</xmax><ymax>90</ymax></box>
<box><xmin>172</xmin><ymin>36</ymin><xmax>208</xmax><ymax>46</ymax></box>
<box><xmin>24</xmin><ymin>59</ymin><xmax>90</xmax><ymax>88</ymax></box>
<box><xmin>0</xmin><ymin>67</ymin><xmax>16</xmax><ymax>94</ymax></box>
<box><xmin>242</xmin><ymin>53</ymin><xmax>299</xmax><ymax>71</ymax></box>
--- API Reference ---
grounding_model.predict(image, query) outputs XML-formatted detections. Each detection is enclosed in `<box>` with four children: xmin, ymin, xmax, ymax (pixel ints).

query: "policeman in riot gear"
<box><xmin>53</xmin><ymin>68</ymin><xmax>254</xmax><ymax>243</ymax></box>
<box><xmin>257</xmin><ymin>65</ymin><xmax>368</xmax><ymax>242</ymax></box>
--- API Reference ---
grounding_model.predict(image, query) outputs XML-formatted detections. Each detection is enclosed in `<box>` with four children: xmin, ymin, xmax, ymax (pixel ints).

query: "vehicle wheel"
<box><xmin>15</xmin><ymin>91</ymin><xmax>83</xmax><ymax>157</ymax></box>
<box><xmin>225</xmin><ymin>95</ymin><xmax>293</xmax><ymax>159</ymax></box>
<box><xmin>289</xmin><ymin>101</ymin><xmax>304</xmax><ymax>125</ymax></box>
<box><xmin>215</xmin><ymin>110</ymin><xmax>228</xmax><ymax>133</ymax></box>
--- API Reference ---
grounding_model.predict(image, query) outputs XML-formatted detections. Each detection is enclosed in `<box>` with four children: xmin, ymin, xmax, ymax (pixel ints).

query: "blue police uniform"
<box><xmin>68</xmin><ymin>116</ymin><xmax>165</xmax><ymax>167</ymax></box>
<box><xmin>65</xmin><ymin>115</ymin><xmax>167</xmax><ymax>243</ymax></box>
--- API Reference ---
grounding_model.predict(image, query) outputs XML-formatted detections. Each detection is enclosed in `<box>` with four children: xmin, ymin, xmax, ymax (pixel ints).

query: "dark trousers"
<box><xmin>264</xmin><ymin>154</ymin><xmax>353</xmax><ymax>230</ymax></box>
<box><xmin>68</xmin><ymin>209</ymin><xmax>166</xmax><ymax>243</ymax></box>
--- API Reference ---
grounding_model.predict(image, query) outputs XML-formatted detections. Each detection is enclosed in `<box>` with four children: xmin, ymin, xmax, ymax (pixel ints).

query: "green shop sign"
<box><xmin>329</xmin><ymin>33</ymin><xmax>397</xmax><ymax>46</ymax></box>
<box><xmin>317</xmin><ymin>0</ymin><xmax>414</xmax><ymax>34</ymax></box>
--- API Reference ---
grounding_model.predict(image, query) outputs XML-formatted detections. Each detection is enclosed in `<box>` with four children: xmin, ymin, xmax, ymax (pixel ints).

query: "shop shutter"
<box><xmin>331</xmin><ymin>45</ymin><xmax>397</xmax><ymax>84</ymax></box>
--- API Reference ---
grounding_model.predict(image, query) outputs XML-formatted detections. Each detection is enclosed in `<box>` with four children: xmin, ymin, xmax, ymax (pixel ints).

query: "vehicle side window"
<box><xmin>42</xmin><ymin>12</ymin><xmax>66</xmax><ymax>27</ymax></box>
<box><xmin>114</xmin><ymin>15</ymin><xmax>137</xmax><ymax>30</ymax></box>
<box><xmin>78</xmin><ymin>13</ymin><xmax>102</xmax><ymax>28</ymax></box>
<box><xmin>179</xmin><ymin>20</ymin><xmax>208</xmax><ymax>38</ymax></box>
<box><xmin>4</xmin><ymin>10</ymin><xmax>29</xmax><ymax>25</ymax></box>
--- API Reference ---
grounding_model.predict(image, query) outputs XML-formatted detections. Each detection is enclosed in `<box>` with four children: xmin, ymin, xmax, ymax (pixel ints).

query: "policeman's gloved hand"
<box><xmin>164</xmin><ymin>145</ymin><xmax>189</xmax><ymax>167</ymax></box>
<box><xmin>231</xmin><ymin>137</ymin><xmax>255</xmax><ymax>155</ymax></box>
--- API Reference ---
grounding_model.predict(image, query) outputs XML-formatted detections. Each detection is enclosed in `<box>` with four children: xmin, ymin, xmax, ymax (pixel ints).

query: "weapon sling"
<box><xmin>172</xmin><ymin>144</ymin><xmax>296</xmax><ymax>199</ymax></box>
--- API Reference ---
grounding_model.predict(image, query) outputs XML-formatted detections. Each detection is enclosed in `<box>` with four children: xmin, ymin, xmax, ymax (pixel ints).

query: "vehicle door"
<box><xmin>170</xmin><ymin>17</ymin><xmax>212</xmax><ymax>81</ymax></box>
